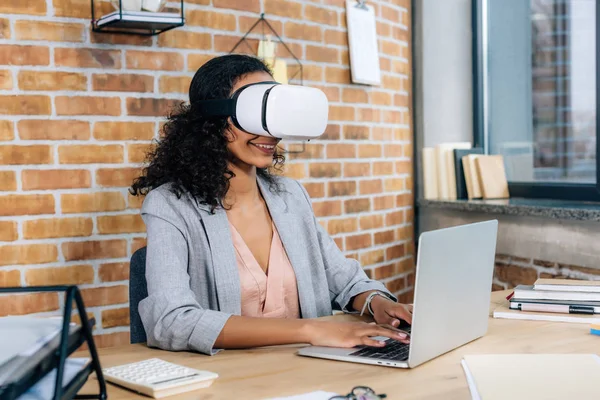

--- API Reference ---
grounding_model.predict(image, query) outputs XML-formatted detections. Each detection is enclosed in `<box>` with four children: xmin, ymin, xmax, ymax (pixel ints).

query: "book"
<box><xmin>509</xmin><ymin>299</ymin><xmax>600</xmax><ymax>314</ymax></box>
<box><xmin>453</xmin><ymin>148</ymin><xmax>483</xmax><ymax>200</ymax></box>
<box><xmin>493</xmin><ymin>301</ymin><xmax>600</xmax><ymax>324</ymax></box>
<box><xmin>534</xmin><ymin>278</ymin><xmax>600</xmax><ymax>293</ymax></box>
<box><xmin>513</xmin><ymin>285</ymin><xmax>600</xmax><ymax>302</ymax></box>
<box><xmin>435</xmin><ymin>142</ymin><xmax>471</xmax><ymax>199</ymax></box>
<box><xmin>422</xmin><ymin>147</ymin><xmax>438</xmax><ymax>199</ymax></box>
<box><xmin>462</xmin><ymin>154</ymin><xmax>483</xmax><ymax>199</ymax></box>
<box><xmin>475</xmin><ymin>155</ymin><xmax>509</xmax><ymax>199</ymax></box>
<box><xmin>462</xmin><ymin>354</ymin><xmax>600</xmax><ymax>400</ymax></box>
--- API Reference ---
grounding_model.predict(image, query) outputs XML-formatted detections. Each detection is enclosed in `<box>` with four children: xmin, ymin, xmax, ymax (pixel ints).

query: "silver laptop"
<box><xmin>298</xmin><ymin>220</ymin><xmax>498</xmax><ymax>368</ymax></box>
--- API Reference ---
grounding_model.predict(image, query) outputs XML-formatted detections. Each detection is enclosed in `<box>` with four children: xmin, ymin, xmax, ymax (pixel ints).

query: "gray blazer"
<box><xmin>138</xmin><ymin>175</ymin><xmax>395</xmax><ymax>355</ymax></box>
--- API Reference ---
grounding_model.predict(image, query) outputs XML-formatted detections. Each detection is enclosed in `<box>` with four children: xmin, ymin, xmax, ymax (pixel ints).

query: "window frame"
<box><xmin>472</xmin><ymin>0</ymin><xmax>600</xmax><ymax>201</ymax></box>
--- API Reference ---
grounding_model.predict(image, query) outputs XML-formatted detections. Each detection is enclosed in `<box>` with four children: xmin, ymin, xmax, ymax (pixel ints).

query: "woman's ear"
<box><xmin>224</xmin><ymin>124</ymin><xmax>236</xmax><ymax>142</ymax></box>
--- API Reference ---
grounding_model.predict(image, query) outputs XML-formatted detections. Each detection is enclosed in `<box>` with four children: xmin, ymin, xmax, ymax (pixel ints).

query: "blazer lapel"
<box><xmin>200</xmin><ymin>206</ymin><xmax>242</xmax><ymax>316</ymax></box>
<box><xmin>258</xmin><ymin>178</ymin><xmax>318</xmax><ymax>318</ymax></box>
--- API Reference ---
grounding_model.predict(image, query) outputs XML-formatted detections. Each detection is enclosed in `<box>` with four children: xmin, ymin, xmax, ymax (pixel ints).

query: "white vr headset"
<box><xmin>195</xmin><ymin>82</ymin><xmax>329</xmax><ymax>141</ymax></box>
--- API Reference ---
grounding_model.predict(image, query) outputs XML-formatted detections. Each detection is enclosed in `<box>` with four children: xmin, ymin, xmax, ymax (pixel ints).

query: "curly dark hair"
<box><xmin>130</xmin><ymin>54</ymin><xmax>285</xmax><ymax>211</ymax></box>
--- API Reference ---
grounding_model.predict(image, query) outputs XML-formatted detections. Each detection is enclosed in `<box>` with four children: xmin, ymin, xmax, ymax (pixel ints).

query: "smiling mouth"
<box><xmin>251</xmin><ymin>143</ymin><xmax>277</xmax><ymax>151</ymax></box>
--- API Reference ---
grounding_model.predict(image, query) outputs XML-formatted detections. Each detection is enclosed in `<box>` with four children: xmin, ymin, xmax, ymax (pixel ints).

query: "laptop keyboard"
<box><xmin>349</xmin><ymin>326</ymin><xmax>411</xmax><ymax>361</ymax></box>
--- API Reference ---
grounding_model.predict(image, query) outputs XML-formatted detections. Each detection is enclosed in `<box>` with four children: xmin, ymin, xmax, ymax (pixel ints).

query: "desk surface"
<box><xmin>76</xmin><ymin>291</ymin><xmax>599</xmax><ymax>399</ymax></box>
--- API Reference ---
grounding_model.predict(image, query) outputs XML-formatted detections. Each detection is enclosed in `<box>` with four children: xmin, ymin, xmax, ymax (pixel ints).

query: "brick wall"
<box><xmin>494</xmin><ymin>254</ymin><xmax>600</xmax><ymax>291</ymax></box>
<box><xmin>0</xmin><ymin>0</ymin><xmax>413</xmax><ymax>347</ymax></box>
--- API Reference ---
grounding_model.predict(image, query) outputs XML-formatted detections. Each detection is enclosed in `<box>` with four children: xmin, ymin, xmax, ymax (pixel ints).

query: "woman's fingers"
<box><xmin>362</xmin><ymin>337</ymin><xmax>386</xmax><ymax>347</ymax></box>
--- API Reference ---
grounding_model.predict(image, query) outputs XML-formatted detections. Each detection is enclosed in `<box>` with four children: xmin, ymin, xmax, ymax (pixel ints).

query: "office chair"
<box><xmin>129</xmin><ymin>246</ymin><xmax>148</xmax><ymax>344</ymax></box>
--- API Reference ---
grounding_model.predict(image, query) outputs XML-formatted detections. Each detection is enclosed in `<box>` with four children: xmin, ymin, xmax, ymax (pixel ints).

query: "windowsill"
<box><xmin>417</xmin><ymin>198</ymin><xmax>600</xmax><ymax>221</ymax></box>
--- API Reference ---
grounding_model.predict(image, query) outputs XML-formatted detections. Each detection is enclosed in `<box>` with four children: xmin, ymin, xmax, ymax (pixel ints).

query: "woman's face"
<box><xmin>225</xmin><ymin>71</ymin><xmax>281</xmax><ymax>170</ymax></box>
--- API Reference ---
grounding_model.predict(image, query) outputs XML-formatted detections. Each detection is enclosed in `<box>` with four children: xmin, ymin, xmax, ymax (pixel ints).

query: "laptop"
<box><xmin>297</xmin><ymin>220</ymin><xmax>498</xmax><ymax>368</ymax></box>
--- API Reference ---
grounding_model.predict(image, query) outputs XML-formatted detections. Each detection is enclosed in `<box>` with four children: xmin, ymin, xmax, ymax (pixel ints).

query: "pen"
<box><xmin>518</xmin><ymin>303</ymin><xmax>596</xmax><ymax>315</ymax></box>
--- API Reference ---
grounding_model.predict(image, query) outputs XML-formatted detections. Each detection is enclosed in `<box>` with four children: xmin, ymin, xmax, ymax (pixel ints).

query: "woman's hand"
<box><xmin>304</xmin><ymin>320</ymin><xmax>409</xmax><ymax>348</ymax></box>
<box><xmin>370</xmin><ymin>295</ymin><xmax>413</xmax><ymax>329</ymax></box>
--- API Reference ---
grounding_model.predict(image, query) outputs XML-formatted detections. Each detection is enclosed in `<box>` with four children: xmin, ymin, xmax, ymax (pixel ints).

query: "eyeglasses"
<box><xmin>328</xmin><ymin>386</ymin><xmax>387</xmax><ymax>400</ymax></box>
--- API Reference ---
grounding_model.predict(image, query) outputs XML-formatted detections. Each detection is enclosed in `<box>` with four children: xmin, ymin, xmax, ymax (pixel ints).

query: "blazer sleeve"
<box><xmin>294</xmin><ymin>181</ymin><xmax>397</xmax><ymax>313</ymax></box>
<box><xmin>138</xmin><ymin>189</ymin><xmax>231</xmax><ymax>355</ymax></box>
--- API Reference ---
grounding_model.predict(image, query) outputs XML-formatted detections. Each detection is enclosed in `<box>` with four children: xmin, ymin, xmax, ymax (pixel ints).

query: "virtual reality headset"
<box><xmin>195</xmin><ymin>82</ymin><xmax>329</xmax><ymax>141</ymax></box>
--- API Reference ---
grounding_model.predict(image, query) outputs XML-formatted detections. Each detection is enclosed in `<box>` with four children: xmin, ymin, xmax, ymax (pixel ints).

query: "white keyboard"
<box><xmin>102</xmin><ymin>358</ymin><xmax>218</xmax><ymax>398</ymax></box>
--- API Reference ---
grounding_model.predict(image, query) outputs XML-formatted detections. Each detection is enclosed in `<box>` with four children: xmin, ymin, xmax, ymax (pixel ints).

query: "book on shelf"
<box><xmin>453</xmin><ymin>148</ymin><xmax>484</xmax><ymax>200</ymax></box>
<box><xmin>474</xmin><ymin>155</ymin><xmax>510</xmax><ymax>199</ymax></box>
<box><xmin>435</xmin><ymin>142</ymin><xmax>471</xmax><ymax>200</ymax></box>
<box><xmin>534</xmin><ymin>278</ymin><xmax>600</xmax><ymax>293</ymax></box>
<box><xmin>421</xmin><ymin>147</ymin><xmax>438</xmax><ymax>200</ymax></box>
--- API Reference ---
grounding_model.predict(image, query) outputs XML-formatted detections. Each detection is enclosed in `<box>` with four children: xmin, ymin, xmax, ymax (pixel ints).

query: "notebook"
<box><xmin>435</xmin><ymin>142</ymin><xmax>471</xmax><ymax>199</ymax></box>
<box><xmin>493</xmin><ymin>301</ymin><xmax>600</xmax><ymax>324</ymax></box>
<box><xmin>513</xmin><ymin>285</ymin><xmax>600</xmax><ymax>302</ymax></box>
<box><xmin>462</xmin><ymin>154</ymin><xmax>483</xmax><ymax>199</ymax></box>
<box><xmin>422</xmin><ymin>147</ymin><xmax>438</xmax><ymax>199</ymax></box>
<box><xmin>534</xmin><ymin>279</ymin><xmax>600</xmax><ymax>293</ymax></box>
<box><xmin>454</xmin><ymin>148</ymin><xmax>484</xmax><ymax>200</ymax></box>
<box><xmin>475</xmin><ymin>155</ymin><xmax>509</xmax><ymax>199</ymax></box>
<box><xmin>462</xmin><ymin>354</ymin><xmax>600</xmax><ymax>400</ymax></box>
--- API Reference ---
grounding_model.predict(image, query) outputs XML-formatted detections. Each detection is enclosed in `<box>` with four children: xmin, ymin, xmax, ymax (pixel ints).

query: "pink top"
<box><xmin>228</xmin><ymin>221</ymin><xmax>301</xmax><ymax>319</ymax></box>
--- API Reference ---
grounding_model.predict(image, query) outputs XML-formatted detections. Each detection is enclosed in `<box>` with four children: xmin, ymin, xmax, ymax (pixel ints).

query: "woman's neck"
<box><xmin>225</xmin><ymin>163</ymin><xmax>261</xmax><ymax>209</ymax></box>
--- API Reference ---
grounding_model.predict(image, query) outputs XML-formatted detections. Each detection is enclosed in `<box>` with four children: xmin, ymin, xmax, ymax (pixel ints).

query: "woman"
<box><xmin>131</xmin><ymin>54</ymin><xmax>412</xmax><ymax>356</ymax></box>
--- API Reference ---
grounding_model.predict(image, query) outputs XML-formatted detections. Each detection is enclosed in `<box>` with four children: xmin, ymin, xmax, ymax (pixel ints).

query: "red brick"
<box><xmin>325</xmin><ymin>30</ymin><xmax>347</xmax><ymax>46</ymax></box>
<box><xmin>334</xmin><ymin>237</ymin><xmax>344</xmax><ymax>250</ymax></box>
<box><xmin>312</xmin><ymin>200</ymin><xmax>342</xmax><ymax>217</ymax></box>
<box><xmin>0</xmin><ymin>120</ymin><xmax>15</xmax><ymax>140</ymax></box>
<box><xmin>264</xmin><ymin>0</ymin><xmax>303</xmax><ymax>18</ymax></box>
<box><xmin>395</xmin><ymin>226</ymin><xmax>413</xmax><ymax>241</ymax></box>
<box><xmin>22</xmin><ymin>169</ymin><xmax>90</xmax><ymax>190</ymax></box>
<box><xmin>0</xmin><ymin>221</ymin><xmax>17</xmax><ymax>241</ymax></box>
<box><xmin>0</xmin><ymin>171</ymin><xmax>16</xmax><ymax>191</ymax></box>
<box><xmin>55</xmin><ymin>48</ymin><xmax>121</xmax><ymax>69</ymax></box>
<box><xmin>93</xmin><ymin>74</ymin><xmax>154</xmax><ymax>92</ymax></box>
<box><xmin>0</xmin><ymin>293</ymin><xmax>58</xmax><ymax>317</ymax></box>
<box><xmin>214</xmin><ymin>0</ymin><xmax>260</xmax><ymax>12</ymax></box>
<box><xmin>56</xmin><ymin>96</ymin><xmax>120</xmax><ymax>116</ymax></box>
<box><xmin>0</xmin><ymin>269</ymin><xmax>20</xmax><ymax>286</ymax></box>
<box><xmin>0</xmin><ymin>45</ymin><xmax>49</xmax><ymax>66</ymax></box>
<box><xmin>328</xmin><ymin>181</ymin><xmax>356</xmax><ymax>197</ymax></box>
<box><xmin>305</xmin><ymin>4</ymin><xmax>338</xmax><ymax>25</ymax></box>
<box><xmin>188</xmin><ymin>54</ymin><xmax>214</xmax><ymax>72</ymax></box>
<box><xmin>281</xmin><ymin>163</ymin><xmax>306</xmax><ymax>180</ymax></box>
<box><xmin>26</xmin><ymin>265</ymin><xmax>94</xmax><ymax>286</ymax></box>
<box><xmin>302</xmin><ymin>182</ymin><xmax>325</xmax><ymax>198</ymax></box>
<box><xmin>358</xmin><ymin>144</ymin><xmax>382</xmax><ymax>158</ymax></box>
<box><xmin>309</xmin><ymin>162</ymin><xmax>341</xmax><ymax>178</ymax></box>
<box><xmin>396</xmin><ymin>194</ymin><xmax>413</xmax><ymax>207</ymax></box>
<box><xmin>286</xmin><ymin>143</ymin><xmax>324</xmax><ymax>160</ymax></box>
<box><xmin>325</xmin><ymin>67</ymin><xmax>351</xmax><ymax>84</ymax></box>
<box><xmin>81</xmin><ymin>285</ymin><xmax>128</xmax><ymax>307</ymax></box>
<box><xmin>495</xmin><ymin>264</ymin><xmax>539</xmax><ymax>288</ymax></box>
<box><xmin>386</xmin><ymin>277</ymin><xmax>406</xmax><ymax>293</ymax></box>
<box><xmin>61</xmin><ymin>192</ymin><xmax>125</xmax><ymax>214</ymax></box>
<box><xmin>94</xmin><ymin>122</ymin><xmax>154</xmax><ymax>141</ymax></box>
<box><xmin>382</xmin><ymin>74</ymin><xmax>403</xmax><ymax>90</ymax></box>
<box><xmin>394</xmin><ymin>93</ymin><xmax>410</xmax><ymax>107</ymax></box>
<box><xmin>327</xmin><ymin>144</ymin><xmax>356</xmax><ymax>159</ymax></box>
<box><xmin>345</xmin><ymin>198</ymin><xmax>370</xmax><ymax>213</ymax></box>
<box><xmin>320</xmin><ymin>124</ymin><xmax>341</xmax><ymax>140</ymax></box>
<box><xmin>328</xmin><ymin>218</ymin><xmax>358</xmax><ymax>235</ymax></box>
<box><xmin>329</xmin><ymin>105</ymin><xmax>355</xmax><ymax>121</ymax></box>
<box><xmin>18</xmin><ymin>120</ymin><xmax>90</xmax><ymax>140</ymax></box>
<box><xmin>91</xmin><ymin>32</ymin><xmax>152</xmax><ymax>46</ymax></box>
<box><xmin>360</xmin><ymin>179</ymin><xmax>383</xmax><ymax>195</ymax></box>
<box><xmin>53</xmin><ymin>0</ymin><xmax>112</xmax><ymax>18</ymax></box>
<box><xmin>384</xmin><ymin>177</ymin><xmax>405</xmax><ymax>192</ymax></box>
<box><xmin>15</xmin><ymin>21</ymin><xmax>84</xmax><ymax>42</ymax></box>
<box><xmin>342</xmin><ymin>88</ymin><xmax>369</xmax><ymax>103</ymax></box>
<box><xmin>24</xmin><ymin>217</ymin><xmax>92</xmax><ymax>239</ymax></box>
<box><xmin>386</xmin><ymin>210</ymin><xmax>404</xmax><ymax>226</ymax></box>
<box><xmin>1</xmin><ymin>0</ymin><xmax>46</xmax><ymax>15</ymax></box>
<box><xmin>0</xmin><ymin>145</ymin><xmax>52</xmax><ymax>165</ymax></box>
<box><xmin>359</xmin><ymin>214</ymin><xmax>383</xmax><ymax>230</ymax></box>
<box><xmin>374</xmin><ymin>264</ymin><xmax>397</xmax><ymax>280</ymax></box>
<box><xmin>128</xmin><ymin>193</ymin><xmax>145</xmax><ymax>209</ymax></box>
<box><xmin>102</xmin><ymin>307</ymin><xmax>130</xmax><ymax>328</ymax></box>
<box><xmin>375</xmin><ymin>230</ymin><xmax>395</xmax><ymax>245</ymax></box>
<box><xmin>0</xmin><ymin>95</ymin><xmax>51</xmax><ymax>115</ymax></box>
<box><xmin>374</xmin><ymin>195</ymin><xmax>395</xmax><ymax>211</ymax></box>
<box><xmin>158</xmin><ymin>30</ymin><xmax>211</xmax><ymax>50</ymax></box>
<box><xmin>0</xmin><ymin>244</ymin><xmax>58</xmax><ymax>266</ymax></box>
<box><xmin>96</xmin><ymin>168</ymin><xmax>141</xmax><ymax>187</ymax></box>
<box><xmin>127</xmin><ymin>98</ymin><xmax>179</xmax><ymax>117</ymax></box>
<box><xmin>306</xmin><ymin>45</ymin><xmax>339</xmax><ymax>63</ymax></box>
<box><xmin>239</xmin><ymin>17</ymin><xmax>282</xmax><ymax>35</ymax></box>
<box><xmin>159</xmin><ymin>76</ymin><xmax>191</xmax><ymax>94</ymax></box>
<box><xmin>343</xmin><ymin>125</ymin><xmax>369</xmax><ymax>140</ymax></box>
<box><xmin>99</xmin><ymin>262</ymin><xmax>129</xmax><ymax>282</ymax></box>
<box><xmin>0</xmin><ymin>70</ymin><xmax>11</xmax><ymax>90</ymax></box>
<box><xmin>315</xmin><ymin>86</ymin><xmax>341</xmax><ymax>103</ymax></box>
<box><xmin>215</xmin><ymin>35</ymin><xmax>259</xmax><ymax>54</ymax></box>
<box><xmin>285</xmin><ymin>22</ymin><xmax>322</xmax><ymax>42</ymax></box>
<box><xmin>128</xmin><ymin>143</ymin><xmax>155</xmax><ymax>163</ymax></box>
<box><xmin>59</xmin><ymin>145</ymin><xmax>123</xmax><ymax>164</ymax></box>
<box><xmin>372</xmin><ymin>127</ymin><xmax>393</xmax><ymax>141</ymax></box>
<box><xmin>361</xmin><ymin>250</ymin><xmax>385</xmax><ymax>267</ymax></box>
<box><xmin>386</xmin><ymin>244</ymin><xmax>406</xmax><ymax>260</ymax></box>
<box><xmin>127</xmin><ymin>50</ymin><xmax>184</xmax><ymax>71</ymax></box>
<box><xmin>346</xmin><ymin>233</ymin><xmax>372</xmax><ymax>251</ymax></box>
<box><xmin>19</xmin><ymin>71</ymin><xmax>86</xmax><ymax>91</ymax></box>
<box><xmin>186</xmin><ymin>9</ymin><xmax>236</xmax><ymax>30</ymax></box>
<box><xmin>358</xmin><ymin>108</ymin><xmax>381</xmax><ymax>122</ymax></box>
<box><xmin>301</xmin><ymin>65</ymin><xmax>324</xmax><ymax>82</ymax></box>
<box><xmin>93</xmin><ymin>332</ymin><xmax>131</xmax><ymax>349</ymax></box>
<box><xmin>392</xmin><ymin>59</ymin><xmax>410</xmax><ymax>75</ymax></box>
<box><xmin>63</xmin><ymin>240</ymin><xmax>127</xmax><ymax>261</ymax></box>
<box><xmin>377</xmin><ymin>21</ymin><xmax>391</xmax><ymax>37</ymax></box>
<box><xmin>98</xmin><ymin>214</ymin><xmax>145</xmax><ymax>234</ymax></box>
<box><xmin>373</xmin><ymin>162</ymin><xmax>394</xmax><ymax>176</ymax></box>
<box><xmin>344</xmin><ymin>162</ymin><xmax>370</xmax><ymax>177</ymax></box>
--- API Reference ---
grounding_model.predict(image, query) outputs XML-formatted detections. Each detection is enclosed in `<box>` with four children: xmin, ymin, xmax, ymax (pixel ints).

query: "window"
<box><xmin>473</xmin><ymin>0</ymin><xmax>600</xmax><ymax>200</ymax></box>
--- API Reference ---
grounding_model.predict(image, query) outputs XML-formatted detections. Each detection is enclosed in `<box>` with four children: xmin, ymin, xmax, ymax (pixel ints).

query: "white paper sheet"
<box><xmin>346</xmin><ymin>0</ymin><xmax>381</xmax><ymax>85</ymax></box>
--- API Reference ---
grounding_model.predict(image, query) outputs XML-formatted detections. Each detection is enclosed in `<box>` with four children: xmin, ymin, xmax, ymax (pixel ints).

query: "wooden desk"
<box><xmin>76</xmin><ymin>291</ymin><xmax>598</xmax><ymax>399</ymax></box>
